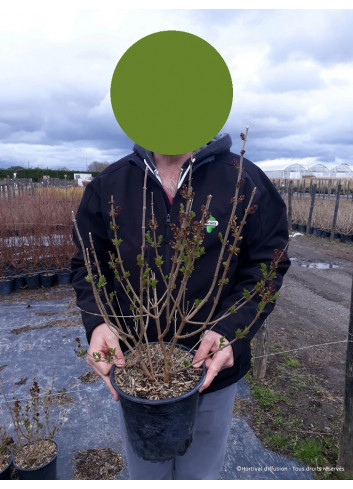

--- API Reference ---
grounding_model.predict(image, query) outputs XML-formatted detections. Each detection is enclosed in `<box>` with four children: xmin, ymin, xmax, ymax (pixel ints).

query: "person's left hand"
<box><xmin>193</xmin><ymin>330</ymin><xmax>234</xmax><ymax>392</ymax></box>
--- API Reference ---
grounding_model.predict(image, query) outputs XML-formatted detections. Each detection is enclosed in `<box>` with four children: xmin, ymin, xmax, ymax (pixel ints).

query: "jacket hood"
<box><xmin>132</xmin><ymin>133</ymin><xmax>232</xmax><ymax>170</ymax></box>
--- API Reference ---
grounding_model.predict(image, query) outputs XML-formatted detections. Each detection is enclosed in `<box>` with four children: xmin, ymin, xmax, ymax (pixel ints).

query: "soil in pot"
<box><xmin>13</xmin><ymin>439</ymin><xmax>57</xmax><ymax>480</ymax></box>
<box><xmin>0</xmin><ymin>449</ymin><xmax>13</xmax><ymax>480</ymax></box>
<box><xmin>111</xmin><ymin>344</ymin><xmax>206</xmax><ymax>462</ymax></box>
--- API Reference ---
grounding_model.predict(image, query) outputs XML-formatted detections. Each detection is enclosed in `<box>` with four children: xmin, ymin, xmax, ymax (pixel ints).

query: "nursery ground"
<box><xmin>237</xmin><ymin>232</ymin><xmax>353</xmax><ymax>479</ymax></box>
<box><xmin>0</xmin><ymin>233</ymin><xmax>352</xmax><ymax>479</ymax></box>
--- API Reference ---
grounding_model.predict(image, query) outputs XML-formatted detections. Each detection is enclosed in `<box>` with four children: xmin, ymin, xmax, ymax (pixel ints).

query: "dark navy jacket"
<box><xmin>71</xmin><ymin>134</ymin><xmax>290</xmax><ymax>394</ymax></box>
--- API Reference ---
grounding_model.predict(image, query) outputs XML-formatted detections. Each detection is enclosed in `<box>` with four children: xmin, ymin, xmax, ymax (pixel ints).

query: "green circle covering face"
<box><xmin>110</xmin><ymin>30</ymin><xmax>233</xmax><ymax>155</ymax></box>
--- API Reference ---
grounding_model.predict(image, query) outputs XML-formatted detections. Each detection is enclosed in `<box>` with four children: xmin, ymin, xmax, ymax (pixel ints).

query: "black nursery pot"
<box><xmin>110</xmin><ymin>357</ymin><xmax>206</xmax><ymax>463</ymax></box>
<box><xmin>0</xmin><ymin>278</ymin><xmax>15</xmax><ymax>295</ymax></box>
<box><xmin>313</xmin><ymin>228</ymin><xmax>322</xmax><ymax>237</ymax></box>
<box><xmin>56</xmin><ymin>269</ymin><xmax>72</xmax><ymax>286</ymax></box>
<box><xmin>13</xmin><ymin>441</ymin><xmax>58</xmax><ymax>480</ymax></box>
<box><xmin>341</xmin><ymin>234</ymin><xmax>353</xmax><ymax>243</ymax></box>
<box><xmin>40</xmin><ymin>272</ymin><xmax>56</xmax><ymax>288</ymax></box>
<box><xmin>25</xmin><ymin>273</ymin><xmax>41</xmax><ymax>289</ymax></box>
<box><xmin>0</xmin><ymin>449</ymin><xmax>13</xmax><ymax>480</ymax></box>
<box><xmin>14</xmin><ymin>275</ymin><xmax>27</xmax><ymax>290</ymax></box>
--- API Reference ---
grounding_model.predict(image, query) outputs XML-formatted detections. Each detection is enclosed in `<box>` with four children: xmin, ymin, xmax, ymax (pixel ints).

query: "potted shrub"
<box><xmin>39</xmin><ymin>248</ymin><xmax>57</xmax><ymax>288</ymax></box>
<box><xmin>297</xmin><ymin>221</ymin><xmax>307</xmax><ymax>233</ymax></box>
<box><xmin>50</xmin><ymin>229</ymin><xmax>74</xmax><ymax>285</ymax></box>
<box><xmin>0</xmin><ymin>249</ymin><xmax>14</xmax><ymax>295</ymax></box>
<box><xmin>0</xmin><ymin>427</ymin><xmax>13</xmax><ymax>480</ymax></box>
<box><xmin>0</xmin><ymin>376</ymin><xmax>66</xmax><ymax>480</ymax></box>
<box><xmin>73</xmin><ymin>129</ymin><xmax>288</xmax><ymax>462</ymax></box>
<box><xmin>22</xmin><ymin>233</ymin><xmax>42</xmax><ymax>289</ymax></box>
<box><xmin>336</xmin><ymin>215</ymin><xmax>353</xmax><ymax>243</ymax></box>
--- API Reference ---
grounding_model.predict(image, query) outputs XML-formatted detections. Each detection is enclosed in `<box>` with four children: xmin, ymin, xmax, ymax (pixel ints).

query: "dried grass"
<box><xmin>288</xmin><ymin>196</ymin><xmax>353</xmax><ymax>234</ymax></box>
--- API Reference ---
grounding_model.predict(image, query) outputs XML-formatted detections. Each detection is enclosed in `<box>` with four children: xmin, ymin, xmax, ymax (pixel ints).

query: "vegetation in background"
<box><xmin>234</xmin><ymin>348</ymin><xmax>348</xmax><ymax>480</ymax></box>
<box><xmin>0</xmin><ymin>187</ymin><xmax>84</xmax><ymax>277</ymax></box>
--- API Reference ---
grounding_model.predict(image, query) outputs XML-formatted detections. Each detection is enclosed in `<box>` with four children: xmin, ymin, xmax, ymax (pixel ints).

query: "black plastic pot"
<box><xmin>25</xmin><ymin>273</ymin><xmax>41</xmax><ymax>289</ymax></box>
<box><xmin>13</xmin><ymin>440</ymin><xmax>58</xmax><ymax>480</ymax></box>
<box><xmin>0</xmin><ymin>278</ymin><xmax>15</xmax><ymax>295</ymax></box>
<box><xmin>341</xmin><ymin>234</ymin><xmax>353</xmax><ymax>243</ymax></box>
<box><xmin>14</xmin><ymin>275</ymin><xmax>27</xmax><ymax>290</ymax></box>
<box><xmin>298</xmin><ymin>224</ymin><xmax>307</xmax><ymax>233</ymax></box>
<box><xmin>0</xmin><ymin>449</ymin><xmax>13</xmax><ymax>480</ymax></box>
<box><xmin>56</xmin><ymin>269</ymin><xmax>72</xmax><ymax>286</ymax></box>
<box><xmin>110</xmin><ymin>352</ymin><xmax>206</xmax><ymax>462</ymax></box>
<box><xmin>40</xmin><ymin>272</ymin><xmax>56</xmax><ymax>288</ymax></box>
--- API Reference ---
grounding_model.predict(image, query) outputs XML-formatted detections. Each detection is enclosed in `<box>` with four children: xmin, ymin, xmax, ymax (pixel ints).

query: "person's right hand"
<box><xmin>87</xmin><ymin>323</ymin><xmax>125</xmax><ymax>401</ymax></box>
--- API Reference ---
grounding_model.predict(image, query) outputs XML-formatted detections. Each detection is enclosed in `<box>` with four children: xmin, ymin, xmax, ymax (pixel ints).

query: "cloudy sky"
<box><xmin>1</xmin><ymin>4</ymin><xmax>352</xmax><ymax>171</ymax></box>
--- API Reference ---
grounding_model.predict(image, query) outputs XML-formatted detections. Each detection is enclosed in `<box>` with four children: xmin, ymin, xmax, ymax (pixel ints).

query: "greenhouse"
<box><xmin>282</xmin><ymin>164</ymin><xmax>307</xmax><ymax>179</ymax></box>
<box><xmin>330</xmin><ymin>163</ymin><xmax>353</xmax><ymax>178</ymax></box>
<box><xmin>307</xmin><ymin>164</ymin><xmax>330</xmax><ymax>178</ymax></box>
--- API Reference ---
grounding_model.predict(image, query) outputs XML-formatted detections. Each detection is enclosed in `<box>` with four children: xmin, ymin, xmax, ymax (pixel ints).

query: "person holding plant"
<box><xmin>71</xmin><ymin>132</ymin><xmax>290</xmax><ymax>479</ymax></box>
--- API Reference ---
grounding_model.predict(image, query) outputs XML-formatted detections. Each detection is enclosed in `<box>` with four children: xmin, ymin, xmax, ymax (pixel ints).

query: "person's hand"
<box><xmin>87</xmin><ymin>323</ymin><xmax>125</xmax><ymax>401</ymax></box>
<box><xmin>193</xmin><ymin>331</ymin><xmax>234</xmax><ymax>393</ymax></box>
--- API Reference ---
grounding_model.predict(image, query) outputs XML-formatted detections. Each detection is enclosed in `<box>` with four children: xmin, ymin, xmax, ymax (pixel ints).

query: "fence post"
<box><xmin>338</xmin><ymin>276</ymin><xmax>353</xmax><ymax>476</ymax></box>
<box><xmin>287</xmin><ymin>180</ymin><xmax>293</xmax><ymax>231</ymax></box>
<box><xmin>253</xmin><ymin>319</ymin><xmax>270</xmax><ymax>380</ymax></box>
<box><xmin>330</xmin><ymin>183</ymin><xmax>341</xmax><ymax>240</ymax></box>
<box><xmin>306</xmin><ymin>183</ymin><xmax>317</xmax><ymax>234</ymax></box>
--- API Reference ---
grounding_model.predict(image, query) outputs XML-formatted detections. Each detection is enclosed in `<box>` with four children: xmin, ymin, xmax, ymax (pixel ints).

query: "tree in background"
<box><xmin>87</xmin><ymin>161</ymin><xmax>111</xmax><ymax>173</ymax></box>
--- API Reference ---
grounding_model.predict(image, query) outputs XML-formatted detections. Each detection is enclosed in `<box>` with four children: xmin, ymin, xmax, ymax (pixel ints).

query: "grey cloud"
<box><xmin>258</xmin><ymin>61</ymin><xmax>324</xmax><ymax>94</ymax></box>
<box><xmin>1</xmin><ymin>9</ymin><xmax>353</xmax><ymax>171</ymax></box>
<box><xmin>264</xmin><ymin>10</ymin><xmax>353</xmax><ymax>65</ymax></box>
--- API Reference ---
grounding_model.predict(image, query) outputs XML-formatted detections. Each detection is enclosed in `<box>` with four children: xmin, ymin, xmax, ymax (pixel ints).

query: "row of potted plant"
<box><xmin>291</xmin><ymin>223</ymin><xmax>353</xmax><ymax>242</ymax></box>
<box><xmin>0</xmin><ymin>186</ymin><xmax>82</xmax><ymax>295</ymax></box>
<box><xmin>288</xmin><ymin>196</ymin><xmax>353</xmax><ymax>240</ymax></box>
<box><xmin>0</xmin><ymin>266</ymin><xmax>72</xmax><ymax>295</ymax></box>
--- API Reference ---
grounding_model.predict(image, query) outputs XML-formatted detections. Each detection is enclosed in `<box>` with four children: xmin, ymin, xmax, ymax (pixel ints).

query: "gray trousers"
<box><xmin>117</xmin><ymin>382</ymin><xmax>237</xmax><ymax>480</ymax></box>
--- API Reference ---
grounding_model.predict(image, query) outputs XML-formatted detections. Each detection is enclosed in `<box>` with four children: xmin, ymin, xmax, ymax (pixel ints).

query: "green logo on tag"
<box><xmin>206</xmin><ymin>216</ymin><xmax>219</xmax><ymax>233</ymax></box>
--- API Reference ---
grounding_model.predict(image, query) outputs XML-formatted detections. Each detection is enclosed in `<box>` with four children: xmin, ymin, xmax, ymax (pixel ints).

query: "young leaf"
<box><xmin>243</xmin><ymin>288</ymin><xmax>251</xmax><ymax>299</ymax></box>
<box><xmin>97</xmin><ymin>275</ymin><xmax>107</xmax><ymax>290</ymax></box>
<box><xmin>260</xmin><ymin>263</ymin><xmax>268</xmax><ymax>278</ymax></box>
